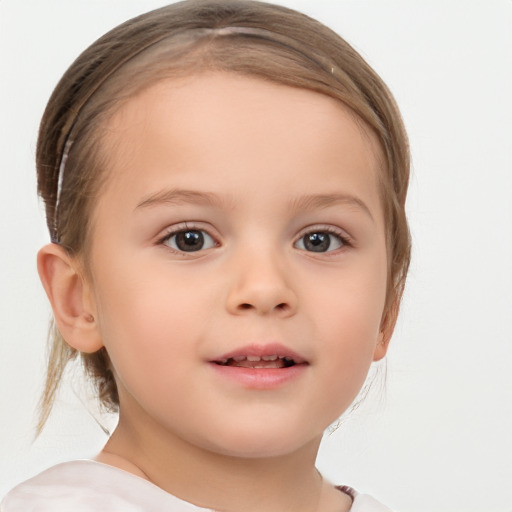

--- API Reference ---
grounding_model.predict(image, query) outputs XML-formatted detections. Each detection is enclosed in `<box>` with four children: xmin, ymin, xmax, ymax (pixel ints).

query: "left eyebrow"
<box><xmin>135</xmin><ymin>188</ymin><xmax>226</xmax><ymax>211</ymax></box>
<box><xmin>288</xmin><ymin>193</ymin><xmax>374</xmax><ymax>222</ymax></box>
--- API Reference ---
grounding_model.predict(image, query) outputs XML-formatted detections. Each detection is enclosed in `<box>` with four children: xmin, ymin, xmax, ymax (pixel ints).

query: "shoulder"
<box><xmin>339</xmin><ymin>485</ymin><xmax>395</xmax><ymax>512</ymax></box>
<box><xmin>0</xmin><ymin>460</ymin><xmax>204</xmax><ymax>512</ymax></box>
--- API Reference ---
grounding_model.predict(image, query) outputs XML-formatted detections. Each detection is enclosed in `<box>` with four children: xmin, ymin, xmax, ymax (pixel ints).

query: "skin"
<box><xmin>39</xmin><ymin>73</ymin><xmax>392</xmax><ymax>512</ymax></box>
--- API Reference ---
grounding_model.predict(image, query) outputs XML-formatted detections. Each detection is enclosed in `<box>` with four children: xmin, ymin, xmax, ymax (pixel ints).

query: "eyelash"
<box><xmin>156</xmin><ymin>224</ymin><xmax>352</xmax><ymax>255</ymax></box>
<box><xmin>293</xmin><ymin>226</ymin><xmax>352</xmax><ymax>254</ymax></box>
<box><xmin>157</xmin><ymin>223</ymin><xmax>219</xmax><ymax>255</ymax></box>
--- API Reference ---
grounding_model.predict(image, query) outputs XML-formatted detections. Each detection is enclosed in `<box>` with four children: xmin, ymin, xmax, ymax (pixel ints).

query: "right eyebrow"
<box><xmin>134</xmin><ymin>188</ymin><xmax>226</xmax><ymax>211</ymax></box>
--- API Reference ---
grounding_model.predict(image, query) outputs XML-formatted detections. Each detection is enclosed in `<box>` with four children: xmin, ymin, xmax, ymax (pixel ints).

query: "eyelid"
<box><xmin>293</xmin><ymin>225</ymin><xmax>353</xmax><ymax>251</ymax></box>
<box><xmin>156</xmin><ymin>222</ymin><xmax>220</xmax><ymax>254</ymax></box>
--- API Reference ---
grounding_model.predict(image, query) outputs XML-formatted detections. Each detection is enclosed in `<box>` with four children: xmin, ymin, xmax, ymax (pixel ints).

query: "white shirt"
<box><xmin>1</xmin><ymin>460</ymin><xmax>393</xmax><ymax>512</ymax></box>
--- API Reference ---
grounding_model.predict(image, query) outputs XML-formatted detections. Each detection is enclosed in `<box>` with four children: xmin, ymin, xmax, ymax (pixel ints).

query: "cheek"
<box><xmin>311</xmin><ymin>249</ymin><xmax>387</xmax><ymax>333</ymax></box>
<box><xmin>91</xmin><ymin>262</ymin><xmax>208</xmax><ymax>398</ymax></box>
<box><xmin>321</xmin><ymin>297</ymin><xmax>381</xmax><ymax>380</ymax></box>
<box><xmin>308</xmin><ymin>256</ymin><xmax>387</xmax><ymax>392</ymax></box>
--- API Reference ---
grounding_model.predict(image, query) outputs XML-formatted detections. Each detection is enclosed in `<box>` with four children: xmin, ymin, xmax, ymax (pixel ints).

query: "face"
<box><xmin>86</xmin><ymin>72</ymin><xmax>389</xmax><ymax>459</ymax></box>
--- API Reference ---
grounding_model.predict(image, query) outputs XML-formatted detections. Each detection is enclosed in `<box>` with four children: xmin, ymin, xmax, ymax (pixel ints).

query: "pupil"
<box><xmin>176</xmin><ymin>230</ymin><xmax>204</xmax><ymax>252</ymax></box>
<box><xmin>304</xmin><ymin>232</ymin><xmax>330</xmax><ymax>252</ymax></box>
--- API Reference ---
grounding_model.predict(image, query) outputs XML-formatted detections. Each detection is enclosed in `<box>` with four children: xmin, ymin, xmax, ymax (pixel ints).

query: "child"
<box><xmin>1</xmin><ymin>0</ymin><xmax>410</xmax><ymax>510</ymax></box>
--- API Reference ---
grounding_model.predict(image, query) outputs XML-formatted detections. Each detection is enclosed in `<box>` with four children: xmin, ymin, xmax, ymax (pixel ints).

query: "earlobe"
<box><xmin>373</xmin><ymin>295</ymin><xmax>400</xmax><ymax>361</ymax></box>
<box><xmin>373</xmin><ymin>330</ymin><xmax>389</xmax><ymax>361</ymax></box>
<box><xmin>37</xmin><ymin>244</ymin><xmax>104</xmax><ymax>353</ymax></box>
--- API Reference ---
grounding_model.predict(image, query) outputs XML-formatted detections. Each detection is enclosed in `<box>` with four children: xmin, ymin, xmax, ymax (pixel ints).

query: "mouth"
<box><xmin>214</xmin><ymin>355</ymin><xmax>298</xmax><ymax>369</ymax></box>
<box><xmin>211</xmin><ymin>344</ymin><xmax>308</xmax><ymax>370</ymax></box>
<box><xmin>209</xmin><ymin>344</ymin><xmax>308</xmax><ymax>388</ymax></box>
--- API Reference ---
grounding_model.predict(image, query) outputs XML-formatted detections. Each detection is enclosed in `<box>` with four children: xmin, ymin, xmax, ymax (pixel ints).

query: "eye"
<box><xmin>295</xmin><ymin>230</ymin><xmax>346</xmax><ymax>253</ymax></box>
<box><xmin>164</xmin><ymin>229</ymin><xmax>217</xmax><ymax>253</ymax></box>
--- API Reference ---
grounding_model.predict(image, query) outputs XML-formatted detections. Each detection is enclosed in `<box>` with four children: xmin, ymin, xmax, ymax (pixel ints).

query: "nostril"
<box><xmin>236</xmin><ymin>302</ymin><xmax>288</xmax><ymax>312</ymax></box>
<box><xmin>232</xmin><ymin>300</ymin><xmax>294</xmax><ymax>315</ymax></box>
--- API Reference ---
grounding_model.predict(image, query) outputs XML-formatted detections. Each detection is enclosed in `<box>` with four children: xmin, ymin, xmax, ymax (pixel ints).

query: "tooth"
<box><xmin>233</xmin><ymin>356</ymin><xmax>247</xmax><ymax>362</ymax></box>
<box><xmin>262</xmin><ymin>355</ymin><xmax>278</xmax><ymax>361</ymax></box>
<box><xmin>217</xmin><ymin>358</ymin><xmax>228</xmax><ymax>364</ymax></box>
<box><xmin>246</xmin><ymin>355</ymin><xmax>262</xmax><ymax>362</ymax></box>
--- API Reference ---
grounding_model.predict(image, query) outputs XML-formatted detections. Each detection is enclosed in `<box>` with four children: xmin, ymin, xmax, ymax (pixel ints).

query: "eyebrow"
<box><xmin>135</xmin><ymin>188</ymin><xmax>225</xmax><ymax>210</ymax></box>
<box><xmin>288</xmin><ymin>193</ymin><xmax>374</xmax><ymax>221</ymax></box>
<box><xmin>135</xmin><ymin>188</ymin><xmax>373</xmax><ymax>221</ymax></box>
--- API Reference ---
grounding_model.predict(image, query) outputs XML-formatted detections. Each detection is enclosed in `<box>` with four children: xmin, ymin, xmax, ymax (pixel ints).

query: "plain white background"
<box><xmin>1</xmin><ymin>1</ymin><xmax>511</xmax><ymax>511</ymax></box>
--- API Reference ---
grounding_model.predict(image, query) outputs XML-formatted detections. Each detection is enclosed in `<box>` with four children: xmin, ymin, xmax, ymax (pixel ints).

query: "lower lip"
<box><xmin>208</xmin><ymin>363</ymin><xmax>308</xmax><ymax>389</ymax></box>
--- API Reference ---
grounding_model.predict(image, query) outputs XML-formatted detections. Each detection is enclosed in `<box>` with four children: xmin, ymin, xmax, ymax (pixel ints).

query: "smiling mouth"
<box><xmin>214</xmin><ymin>355</ymin><xmax>297</xmax><ymax>369</ymax></box>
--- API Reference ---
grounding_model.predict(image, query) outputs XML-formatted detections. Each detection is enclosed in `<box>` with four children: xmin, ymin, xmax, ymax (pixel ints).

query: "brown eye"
<box><xmin>165</xmin><ymin>230</ymin><xmax>216</xmax><ymax>252</ymax></box>
<box><xmin>295</xmin><ymin>231</ymin><xmax>344</xmax><ymax>253</ymax></box>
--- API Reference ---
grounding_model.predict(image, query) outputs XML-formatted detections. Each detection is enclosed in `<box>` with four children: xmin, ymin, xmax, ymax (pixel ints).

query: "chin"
<box><xmin>212</xmin><ymin>440</ymin><xmax>309</xmax><ymax>460</ymax></box>
<box><xmin>197</xmin><ymin>420</ymin><xmax>321</xmax><ymax>460</ymax></box>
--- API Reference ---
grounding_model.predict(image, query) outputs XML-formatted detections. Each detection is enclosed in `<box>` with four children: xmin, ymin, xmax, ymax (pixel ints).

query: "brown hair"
<box><xmin>36</xmin><ymin>0</ymin><xmax>411</xmax><ymax>432</ymax></box>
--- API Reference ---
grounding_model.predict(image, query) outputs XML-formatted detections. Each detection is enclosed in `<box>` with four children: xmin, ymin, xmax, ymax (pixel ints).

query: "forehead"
<box><xmin>96</xmin><ymin>72</ymin><xmax>384</xmax><ymax>217</ymax></box>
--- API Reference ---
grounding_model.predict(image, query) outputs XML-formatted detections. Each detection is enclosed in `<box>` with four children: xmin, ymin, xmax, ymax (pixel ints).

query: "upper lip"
<box><xmin>211</xmin><ymin>343</ymin><xmax>308</xmax><ymax>365</ymax></box>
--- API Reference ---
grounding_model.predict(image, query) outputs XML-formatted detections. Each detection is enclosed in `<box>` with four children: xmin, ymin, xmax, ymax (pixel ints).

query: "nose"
<box><xmin>225</xmin><ymin>250</ymin><xmax>298</xmax><ymax>317</ymax></box>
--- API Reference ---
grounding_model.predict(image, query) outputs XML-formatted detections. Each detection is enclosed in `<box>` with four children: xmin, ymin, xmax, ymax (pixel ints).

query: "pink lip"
<box><xmin>209</xmin><ymin>364</ymin><xmax>307</xmax><ymax>389</ymax></box>
<box><xmin>208</xmin><ymin>343</ymin><xmax>309</xmax><ymax>390</ymax></box>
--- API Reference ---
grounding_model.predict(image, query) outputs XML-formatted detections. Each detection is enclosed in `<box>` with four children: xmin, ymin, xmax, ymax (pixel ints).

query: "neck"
<box><xmin>100</xmin><ymin>410</ymin><xmax>328</xmax><ymax>512</ymax></box>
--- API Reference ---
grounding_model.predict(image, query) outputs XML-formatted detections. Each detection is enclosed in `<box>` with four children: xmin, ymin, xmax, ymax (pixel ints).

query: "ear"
<box><xmin>37</xmin><ymin>243</ymin><xmax>103</xmax><ymax>353</ymax></box>
<box><xmin>373</xmin><ymin>293</ymin><xmax>400</xmax><ymax>361</ymax></box>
